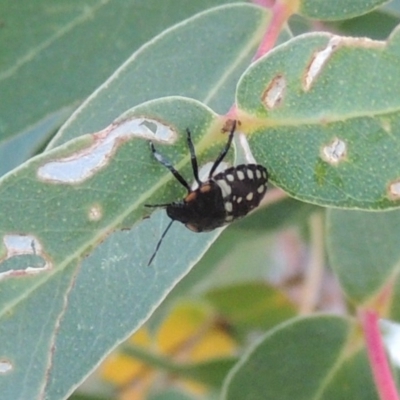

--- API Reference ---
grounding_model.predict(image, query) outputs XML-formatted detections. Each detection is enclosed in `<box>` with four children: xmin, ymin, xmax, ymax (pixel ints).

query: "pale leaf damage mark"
<box><xmin>388</xmin><ymin>180</ymin><xmax>400</xmax><ymax>200</ymax></box>
<box><xmin>321</xmin><ymin>138</ymin><xmax>347</xmax><ymax>164</ymax></box>
<box><xmin>262</xmin><ymin>74</ymin><xmax>286</xmax><ymax>109</ymax></box>
<box><xmin>381</xmin><ymin>119</ymin><xmax>391</xmax><ymax>133</ymax></box>
<box><xmin>304</xmin><ymin>36</ymin><xmax>341</xmax><ymax>91</ymax></box>
<box><xmin>88</xmin><ymin>203</ymin><xmax>103</xmax><ymax>221</ymax></box>
<box><xmin>0</xmin><ymin>360</ymin><xmax>12</xmax><ymax>374</ymax></box>
<box><xmin>0</xmin><ymin>234</ymin><xmax>51</xmax><ymax>280</ymax></box>
<box><xmin>304</xmin><ymin>35</ymin><xmax>383</xmax><ymax>91</ymax></box>
<box><xmin>37</xmin><ymin>118</ymin><xmax>176</xmax><ymax>184</ymax></box>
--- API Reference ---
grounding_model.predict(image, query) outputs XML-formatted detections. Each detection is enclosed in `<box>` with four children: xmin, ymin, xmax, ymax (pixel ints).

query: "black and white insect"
<box><xmin>146</xmin><ymin>121</ymin><xmax>268</xmax><ymax>265</ymax></box>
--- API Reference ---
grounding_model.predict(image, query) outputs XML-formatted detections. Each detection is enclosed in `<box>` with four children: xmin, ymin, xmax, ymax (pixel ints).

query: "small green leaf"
<box><xmin>149</xmin><ymin>390</ymin><xmax>196</xmax><ymax>400</ymax></box>
<box><xmin>236</xmin><ymin>28</ymin><xmax>400</xmax><ymax>209</ymax></box>
<box><xmin>330</xmin><ymin>9</ymin><xmax>400</xmax><ymax>40</ymax></box>
<box><xmin>327</xmin><ymin>208</ymin><xmax>400</xmax><ymax>304</ymax></box>
<box><xmin>222</xmin><ymin>315</ymin><xmax>377</xmax><ymax>400</ymax></box>
<box><xmin>298</xmin><ymin>0</ymin><xmax>389</xmax><ymax>21</ymax></box>
<box><xmin>205</xmin><ymin>282</ymin><xmax>296</xmax><ymax>332</ymax></box>
<box><xmin>124</xmin><ymin>344</ymin><xmax>236</xmax><ymax>388</ymax></box>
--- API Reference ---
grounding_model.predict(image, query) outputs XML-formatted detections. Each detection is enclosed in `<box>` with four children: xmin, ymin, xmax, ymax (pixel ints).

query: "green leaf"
<box><xmin>0</xmin><ymin>96</ymin><xmax>226</xmax><ymax>399</ymax></box>
<box><xmin>204</xmin><ymin>282</ymin><xmax>296</xmax><ymax>332</ymax></box>
<box><xmin>298</xmin><ymin>0</ymin><xmax>389</xmax><ymax>21</ymax></box>
<box><xmin>222</xmin><ymin>315</ymin><xmax>378</xmax><ymax>400</ymax></box>
<box><xmin>236</xmin><ymin>28</ymin><xmax>400</xmax><ymax>209</ymax></box>
<box><xmin>124</xmin><ymin>343</ymin><xmax>236</xmax><ymax>389</ymax></box>
<box><xmin>327</xmin><ymin>208</ymin><xmax>400</xmax><ymax>304</ymax></box>
<box><xmin>231</xmin><ymin>196</ymin><xmax>318</xmax><ymax>232</ymax></box>
<box><xmin>149</xmin><ymin>390</ymin><xmax>197</xmax><ymax>400</ymax></box>
<box><xmin>330</xmin><ymin>9</ymin><xmax>400</xmax><ymax>40</ymax></box>
<box><xmin>0</xmin><ymin>0</ymin><xmax>237</xmax><ymax>144</ymax></box>
<box><xmin>49</xmin><ymin>3</ymin><xmax>270</xmax><ymax>147</ymax></box>
<box><xmin>0</xmin><ymin>2</ymin><xmax>271</xmax><ymax>395</ymax></box>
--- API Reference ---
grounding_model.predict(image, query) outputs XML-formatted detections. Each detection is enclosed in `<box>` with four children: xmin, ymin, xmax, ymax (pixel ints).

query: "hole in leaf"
<box><xmin>37</xmin><ymin>118</ymin><xmax>176</xmax><ymax>184</ymax></box>
<box><xmin>0</xmin><ymin>234</ymin><xmax>51</xmax><ymax>280</ymax></box>
<box><xmin>0</xmin><ymin>360</ymin><xmax>12</xmax><ymax>374</ymax></box>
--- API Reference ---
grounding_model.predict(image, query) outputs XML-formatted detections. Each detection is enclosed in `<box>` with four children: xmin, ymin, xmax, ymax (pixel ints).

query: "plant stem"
<box><xmin>360</xmin><ymin>309</ymin><xmax>399</xmax><ymax>400</ymax></box>
<box><xmin>253</xmin><ymin>0</ymin><xmax>299</xmax><ymax>61</ymax></box>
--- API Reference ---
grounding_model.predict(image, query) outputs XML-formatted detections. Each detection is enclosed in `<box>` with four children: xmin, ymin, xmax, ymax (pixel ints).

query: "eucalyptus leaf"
<box><xmin>49</xmin><ymin>3</ymin><xmax>271</xmax><ymax>147</ymax></box>
<box><xmin>0</xmin><ymin>3</ymin><xmax>273</xmax><ymax>397</ymax></box>
<box><xmin>237</xmin><ymin>28</ymin><xmax>400</xmax><ymax>209</ymax></box>
<box><xmin>0</xmin><ymin>0</ymin><xmax>240</xmax><ymax>144</ymax></box>
<box><xmin>327</xmin><ymin>208</ymin><xmax>400</xmax><ymax>304</ymax></box>
<box><xmin>222</xmin><ymin>315</ymin><xmax>377</xmax><ymax>400</ymax></box>
<box><xmin>298</xmin><ymin>0</ymin><xmax>389</xmax><ymax>21</ymax></box>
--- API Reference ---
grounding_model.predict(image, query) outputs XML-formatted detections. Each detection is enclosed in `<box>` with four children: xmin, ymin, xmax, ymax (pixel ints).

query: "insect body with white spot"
<box><xmin>146</xmin><ymin>121</ymin><xmax>268</xmax><ymax>264</ymax></box>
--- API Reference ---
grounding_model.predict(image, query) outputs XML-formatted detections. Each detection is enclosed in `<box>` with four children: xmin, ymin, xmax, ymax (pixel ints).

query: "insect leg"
<box><xmin>208</xmin><ymin>120</ymin><xmax>236</xmax><ymax>178</ymax></box>
<box><xmin>150</xmin><ymin>142</ymin><xmax>191</xmax><ymax>192</ymax></box>
<box><xmin>186</xmin><ymin>128</ymin><xmax>201</xmax><ymax>185</ymax></box>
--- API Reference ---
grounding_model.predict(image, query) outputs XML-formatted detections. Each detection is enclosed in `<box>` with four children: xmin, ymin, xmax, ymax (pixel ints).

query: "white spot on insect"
<box><xmin>262</xmin><ymin>74</ymin><xmax>286</xmax><ymax>109</ymax></box>
<box><xmin>237</xmin><ymin>197</ymin><xmax>243</xmax><ymax>203</ymax></box>
<box><xmin>256</xmin><ymin>169</ymin><xmax>262</xmax><ymax>179</ymax></box>
<box><xmin>88</xmin><ymin>204</ymin><xmax>102</xmax><ymax>221</ymax></box>
<box><xmin>0</xmin><ymin>360</ymin><xmax>12</xmax><ymax>374</ymax></box>
<box><xmin>321</xmin><ymin>138</ymin><xmax>347</xmax><ymax>164</ymax></box>
<box><xmin>388</xmin><ymin>180</ymin><xmax>400</xmax><ymax>200</ymax></box>
<box><xmin>304</xmin><ymin>36</ymin><xmax>340</xmax><ymax>90</ymax></box>
<box><xmin>257</xmin><ymin>184</ymin><xmax>265</xmax><ymax>193</ymax></box>
<box><xmin>0</xmin><ymin>234</ymin><xmax>52</xmax><ymax>280</ymax></box>
<box><xmin>247</xmin><ymin>169</ymin><xmax>254</xmax><ymax>179</ymax></box>
<box><xmin>246</xmin><ymin>192</ymin><xmax>254</xmax><ymax>201</ymax></box>
<box><xmin>217</xmin><ymin>180</ymin><xmax>232</xmax><ymax>197</ymax></box>
<box><xmin>225</xmin><ymin>202</ymin><xmax>233</xmax><ymax>212</ymax></box>
<box><xmin>226</xmin><ymin>174</ymin><xmax>235</xmax><ymax>182</ymax></box>
<box><xmin>225</xmin><ymin>215</ymin><xmax>234</xmax><ymax>222</ymax></box>
<box><xmin>37</xmin><ymin>118</ymin><xmax>176</xmax><ymax>184</ymax></box>
<box><xmin>237</xmin><ymin>170</ymin><xmax>245</xmax><ymax>180</ymax></box>
<box><xmin>262</xmin><ymin>170</ymin><xmax>267</xmax><ymax>179</ymax></box>
<box><xmin>192</xmin><ymin>162</ymin><xmax>229</xmax><ymax>190</ymax></box>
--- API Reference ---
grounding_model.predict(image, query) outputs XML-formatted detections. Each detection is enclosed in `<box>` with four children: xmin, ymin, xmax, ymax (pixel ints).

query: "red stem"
<box><xmin>253</xmin><ymin>1</ymin><xmax>289</xmax><ymax>61</ymax></box>
<box><xmin>360</xmin><ymin>309</ymin><xmax>399</xmax><ymax>400</ymax></box>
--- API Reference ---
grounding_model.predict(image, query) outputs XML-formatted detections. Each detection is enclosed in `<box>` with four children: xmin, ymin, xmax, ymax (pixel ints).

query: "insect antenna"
<box><xmin>144</xmin><ymin>203</ymin><xmax>171</xmax><ymax>208</ymax></box>
<box><xmin>208</xmin><ymin>120</ymin><xmax>236</xmax><ymax>178</ymax></box>
<box><xmin>147</xmin><ymin>219</ymin><xmax>174</xmax><ymax>266</ymax></box>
